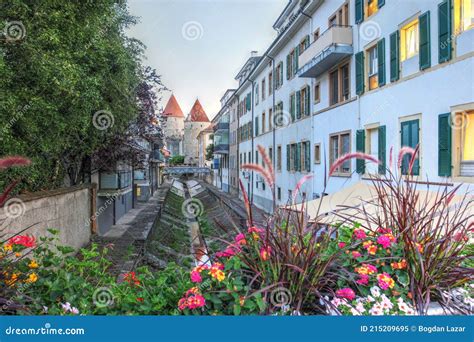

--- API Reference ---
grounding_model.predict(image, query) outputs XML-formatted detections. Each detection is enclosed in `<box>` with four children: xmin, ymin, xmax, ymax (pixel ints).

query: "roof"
<box><xmin>163</xmin><ymin>94</ymin><xmax>184</xmax><ymax>118</ymax></box>
<box><xmin>187</xmin><ymin>99</ymin><xmax>210</xmax><ymax>122</ymax></box>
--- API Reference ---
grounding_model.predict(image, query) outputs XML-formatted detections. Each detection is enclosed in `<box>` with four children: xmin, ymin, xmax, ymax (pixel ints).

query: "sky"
<box><xmin>127</xmin><ymin>0</ymin><xmax>287</xmax><ymax>119</ymax></box>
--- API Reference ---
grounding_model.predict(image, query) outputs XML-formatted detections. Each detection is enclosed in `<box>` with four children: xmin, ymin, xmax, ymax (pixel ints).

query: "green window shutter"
<box><xmin>378</xmin><ymin>0</ymin><xmax>385</xmax><ymax>8</ymax></box>
<box><xmin>290</xmin><ymin>94</ymin><xmax>296</xmax><ymax>122</ymax></box>
<box><xmin>295</xmin><ymin>46</ymin><xmax>299</xmax><ymax>70</ymax></box>
<box><xmin>305</xmin><ymin>85</ymin><xmax>311</xmax><ymax>116</ymax></box>
<box><xmin>304</xmin><ymin>141</ymin><xmax>311</xmax><ymax>172</ymax></box>
<box><xmin>438</xmin><ymin>113</ymin><xmax>452</xmax><ymax>176</ymax></box>
<box><xmin>400</xmin><ymin>119</ymin><xmax>420</xmax><ymax>175</ymax></box>
<box><xmin>355</xmin><ymin>51</ymin><xmax>365</xmax><ymax>95</ymax></box>
<box><xmin>419</xmin><ymin>11</ymin><xmax>431</xmax><ymax>70</ymax></box>
<box><xmin>246</xmin><ymin>93</ymin><xmax>251</xmax><ymax>111</ymax></box>
<box><xmin>355</xmin><ymin>0</ymin><xmax>364</xmax><ymax>24</ymax></box>
<box><xmin>296</xmin><ymin>143</ymin><xmax>301</xmax><ymax>172</ymax></box>
<box><xmin>304</xmin><ymin>35</ymin><xmax>310</xmax><ymax>49</ymax></box>
<box><xmin>286</xmin><ymin>54</ymin><xmax>291</xmax><ymax>80</ymax></box>
<box><xmin>438</xmin><ymin>0</ymin><xmax>452</xmax><ymax>63</ymax></box>
<box><xmin>286</xmin><ymin>144</ymin><xmax>290</xmax><ymax>171</ymax></box>
<box><xmin>280</xmin><ymin>62</ymin><xmax>284</xmax><ymax>86</ymax></box>
<box><xmin>378</xmin><ymin>125</ymin><xmax>386</xmax><ymax>174</ymax></box>
<box><xmin>296</xmin><ymin>91</ymin><xmax>301</xmax><ymax>119</ymax></box>
<box><xmin>390</xmin><ymin>30</ymin><xmax>400</xmax><ymax>82</ymax></box>
<box><xmin>377</xmin><ymin>38</ymin><xmax>386</xmax><ymax>86</ymax></box>
<box><xmin>254</xmin><ymin>117</ymin><xmax>258</xmax><ymax>136</ymax></box>
<box><xmin>356</xmin><ymin>129</ymin><xmax>366</xmax><ymax>174</ymax></box>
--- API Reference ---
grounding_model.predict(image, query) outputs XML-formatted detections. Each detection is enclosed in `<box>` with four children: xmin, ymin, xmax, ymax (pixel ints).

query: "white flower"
<box><xmin>355</xmin><ymin>302</ymin><xmax>366</xmax><ymax>313</ymax></box>
<box><xmin>369</xmin><ymin>303</ymin><xmax>384</xmax><ymax>315</ymax></box>
<box><xmin>42</xmin><ymin>306</ymin><xmax>48</xmax><ymax>313</ymax></box>
<box><xmin>350</xmin><ymin>307</ymin><xmax>362</xmax><ymax>315</ymax></box>
<box><xmin>370</xmin><ymin>286</ymin><xmax>381</xmax><ymax>298</ymax></box>
<box><xmin>61</xmin><ymin>302</ymin><xmax>72</xmax><ymax>312</ymax></box>
<box><xmin>71</xmin><ymin>307</ymin><xmax>79</xmax><ymax>315</ymax></box>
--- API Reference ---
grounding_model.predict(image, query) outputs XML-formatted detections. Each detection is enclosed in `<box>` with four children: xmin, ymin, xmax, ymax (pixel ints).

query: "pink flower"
<box><xmin>376</xmin><ymin>227</ymin><xmax>392</xmax><ymax>234</ymax></box>
<box><xmin>338</xmin><ymin>242</ymin><xmax>346</xmax><ymax>248</ymax></box>
<box><xmin>187</xmin><ymin>294</ymin><xmax>206</xmax><ymax>309</ymax></box>
<box><xmin>190</xmin><ymin>271</ymin><xmax>202</xmax><ymax>283</ymax></box>
<box><xmin>336</xmin><ymin>288</ymin><xmax>355</xmax><ymax>301</ymax></box>
<box><xmin>356</xmin><ymin>274</ymin><xmax>369</xmax><ymax>285</ymax></box>
<box><xmin>353</xmin><ymin>229</ymin><xmax>366</xmax><ymax>240</ymax></box>
<box><xmin>377</xmin><ymin>273</ymin><xmax>395</xmax><ymax>290</ymax></box>
<box><xmin>178</xmin><ymin>298</ymin><xmax>188</xmax><ymax>310</ymax></box>
<box><xmin>377</xmin><ymin>233</ymin><xmax>396</xmax><ymax>248</ymax></box>
<box><xmin>352</xmin><ymin>251</ymin><xmax>362</xmax><ymax>258</ymax></box>
<box><xmin>235</xmin><ymin>233</ymin><xmax>247</xmax><ymax>245</ymax></box>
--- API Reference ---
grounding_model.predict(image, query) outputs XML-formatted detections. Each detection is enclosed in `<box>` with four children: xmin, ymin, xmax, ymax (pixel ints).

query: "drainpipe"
<box><xmin>266</xmin><ymin>53</ymin><xmax>277</xmax><ymax>214</ymax></box>
<box><xmin>250</xmin><ymin>79</ymin><xmax>256</xmax><ymax>204</ymax></box>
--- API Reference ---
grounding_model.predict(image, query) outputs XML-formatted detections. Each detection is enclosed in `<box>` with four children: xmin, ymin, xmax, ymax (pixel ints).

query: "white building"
<box><xmin>184</xmin><ymin>99</ymin><xmax>211</xmax><ymax>165</ymax></box>
<box><xmin>229</xmin><ymin>0</ymin><xmax>473</xmax><ymax>213</ymax></box>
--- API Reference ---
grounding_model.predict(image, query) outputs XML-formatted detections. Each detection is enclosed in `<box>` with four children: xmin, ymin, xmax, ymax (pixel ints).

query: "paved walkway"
<box><xmin>91</xmin><ymin>182</ymin><xmax>170</xmax><ymax>276</ymax></box>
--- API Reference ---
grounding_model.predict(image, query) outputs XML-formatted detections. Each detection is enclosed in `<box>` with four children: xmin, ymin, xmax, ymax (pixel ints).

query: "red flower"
<box><xmin>9</xmin><ymin>235</ymin><xmax>36</xmax><ymax>248</ymax></box>
<box><xmin>123</xmin><ymin>272</ymin><xmax>140</xmax><ymax>286</ymax></box>
<box><xmin>259</xmin><ymin>246</ymin><xmax>272</xmax><ymax>261</ymax></box>
<box><xmin>338</xmin><ymin>242</ymin><xmax>346</xmax><ymax>248</ymax></box>
<box><xmin>136</xmin><ymin>297</ymin><xmax>144</xmax><ymax>302</ymax></box>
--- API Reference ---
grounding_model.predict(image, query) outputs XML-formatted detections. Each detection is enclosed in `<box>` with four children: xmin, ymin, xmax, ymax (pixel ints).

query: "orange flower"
<box><xmin>367</xmin><ymin>245</ymin><xmax>377</xmax><ymax>255</ymax></box>
<box><xmin>391</xmin><ymin>259</ymin><xmax>407</xmax><ymax>270</ymax></box>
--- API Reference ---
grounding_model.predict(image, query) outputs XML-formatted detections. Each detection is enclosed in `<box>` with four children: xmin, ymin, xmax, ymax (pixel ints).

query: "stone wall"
<box><xmin>0</xmin><ymin>184</ymin><xmax>95</xmax><ymax>250</ymax></box>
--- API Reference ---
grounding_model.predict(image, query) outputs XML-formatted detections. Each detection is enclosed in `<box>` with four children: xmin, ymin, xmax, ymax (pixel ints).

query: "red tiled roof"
<box><xmin>187</xmin><ymin>99</ymin><xmax>210</xmax><ymax>122</ymax></box>
<box><xmin>163</xmin><ymin>94</ymin><xmax>184</xmax><ymax>118</ymax></box>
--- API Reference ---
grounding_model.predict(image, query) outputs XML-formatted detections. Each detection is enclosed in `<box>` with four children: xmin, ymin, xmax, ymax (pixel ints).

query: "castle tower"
<box><xmin>184</xmin><ymin>99</ymin><xmax>211</xmax><ymax>165</ymax></box>
<box><xmin>162</xmin><ymin>94</ymin><xmax>184</xmax><ymax>156</ymax></box>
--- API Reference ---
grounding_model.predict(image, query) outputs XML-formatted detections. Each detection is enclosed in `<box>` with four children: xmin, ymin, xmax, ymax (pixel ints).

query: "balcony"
<box><xmin>99</xmin><ymin>171</ymin><xmax>132</xmax><ymax>190</ymax></box>
<box><xmin>214</xmin><ymin>122</ymin><xmax>229</xmax><ymax>132</ymax></box>
<box><xmin>298</xmin><ymin>25</ymin><xmax>353</xmax><ymax>78</ymax></box>
<box><xmin>213</xmin><ymin>143</ymin><xmax>229</xmax><ymax>154</ymax></box>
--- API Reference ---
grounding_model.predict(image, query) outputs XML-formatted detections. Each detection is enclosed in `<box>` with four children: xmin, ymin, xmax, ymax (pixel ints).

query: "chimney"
<box><xmin>251</xmin><ymin>50</ymin><xmax>258</xmax><ymax>57</ymax></box>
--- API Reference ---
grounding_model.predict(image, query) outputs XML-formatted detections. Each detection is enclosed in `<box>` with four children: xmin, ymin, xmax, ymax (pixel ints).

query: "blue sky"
<box><xmin>127</xmin><ymin>0</ymin><xmax>287</xmax><ymax>119</ymax></box>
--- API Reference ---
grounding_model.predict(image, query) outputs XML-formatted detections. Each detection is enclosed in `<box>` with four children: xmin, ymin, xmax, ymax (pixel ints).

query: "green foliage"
<box><xmin>205</xmin><ymin>144</ymin><xmax>214</xmax><ymax>161</ymax></box>
<box><xmin>0</xmin><ymin>1</ymin><xmax>146</xmax><ymax>191</ymax></box>
<box><xmin>168</xmin><ymin>155</ymin><xmax>185</xmax><ymax>165</ymax></box>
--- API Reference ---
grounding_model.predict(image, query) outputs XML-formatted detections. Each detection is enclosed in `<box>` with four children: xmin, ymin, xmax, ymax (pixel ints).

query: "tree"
<box><xmin>205</xmin><ymin>144</ymin><xmax>214</xmax><ymax>161</ymax></box>
<box><xmin>0</xmin><ymin>1</ymin><xmax>164</xmax><ymax>192</ymax></box>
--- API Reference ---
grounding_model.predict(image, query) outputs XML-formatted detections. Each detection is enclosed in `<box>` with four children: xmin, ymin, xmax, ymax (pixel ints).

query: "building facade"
<box><xmin>162</xmin><ymin>94</ymin><xmax>185</xmax><ymax>157</ymax></box>
<box><xmin>221</xmin><ymin>0</ymin><xmax>473</xmax><ymax>213</ymax></box>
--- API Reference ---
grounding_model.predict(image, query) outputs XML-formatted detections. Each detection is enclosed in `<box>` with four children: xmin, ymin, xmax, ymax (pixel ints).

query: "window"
<box><xmin>277</xmin><ymin>145</ymin><xmax>282</xmax><ymax>171</ymax></box>
<box><xmin>330</xmin><ymin>2</ymin><xmax>349</xmax><ymax>27</ymax></box>
<box><xmin>401</xmin><ymin>19</ymin><xmax>419</xmax><ymax>61</ymax></box>
<box><xmin>452</xmin><ymin>111</ymin><xmax>474</xmax><ymax>177</ymax></box>
<box><xmin>255</xmin><ymin>151</ymin><xmax>259</xmax><ymax>165</ymax></box>
<box><xmin>329</xmin><ymin>132</ymin><xmax>351</xmax><ymax>174</ymax></box>
<box><xmin>268</xmin><ymin>72</ymin><xmax>273</xmax><ymax>95</ymax></box>
<box><xmin>314</xmin><ymin>143</ymin><xmax>321</xmax><ymax>164</ymax></box>
<box><xmin>269</xmin><ymin>107</ymin><xmax>273</xmax><ymax>130</ymax></box>
<box><xmin>329</xmin><ymin>63</ymin><xmax>350</xmax><ymax>105</ymax></box>
<box><xmin>262</xmin><ymin>79</ymin><xmax>266</xmax><ymax>100</ymax></box>
<box><xmin>243</xmin><ymin>153</ymin><xmax>246</xmax><ymax>164</ymax></box>
<box><xmin>454</xmin><ymin>0</ymin><xmax>474</xmax><ymax>33</ymax></box>
<box><xmin>288</xmin><ymin>189</ymin><xmax>292</xmax><ymax>201</ymax></box>
<box><xmin>314</xmin><ymin>83</ymin><xmax>320</xmax><ymax>103</ymax></box>
<box><xmin>248</xmin><ymin>152</ymin><xmax>251</xmax><ymax>164</ymax></box>
<box><xmin>300</xmin><ymin>86</ymin><xmax>308</xmax><ymax>116</ymax></box>
<box><xmin>301</xmin><ymin>141</ymin><xmax>311</xmax><ymax>171</ymax></box>
<box><xmin>275</xmin><ymin>62</ymin><xmax>284</xmax><ymax>88</ymax></box>
<box><xmin>367</xmin><ymin>0</ymin><xmax>378</xmax><ymax>17</ymax></box>
<box><xmin>262</xmin><ymin>112</ymin><xmax>266</xmax><ymax>134</ymax></box>
<box><xmin>366</xmin><ymin>127</ymin><xmax>379</xmax><ymax>174</ymax></box>
<box><xmin>367</xmin><ymin>46</ymin><xmax>378</xmax><ymax>90</ymax></box>
<box><xmin>313</xmin><ymin>28</ymin><xmax>320</xmax><ymax>42</ymax></box>
<box><xmin>277</xmin><ymin>187</ymin><xmax>281</xmax><ymax>200</ymax></box>
<box><xmin>299</xmin><ymin>35</ymin><xmax>310</xmax><ymax>54</ymax></box>
<box><xmin>290</xmin><ymin>143</ymin><xmax>297</xmax><ymax>171</ymax></box>
<box><xmin>255</xmin><ymin>86</ymin><xmax>259</xmax><ymax>105</ymax></box>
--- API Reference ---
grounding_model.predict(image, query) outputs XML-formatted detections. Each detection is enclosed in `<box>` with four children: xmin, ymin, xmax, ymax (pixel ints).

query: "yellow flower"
<box><xmin>239</xmin><ymin>296</ymin><xmax>245</xmax><ymax>306</ymax></box>
<box><xmin>28</xmin><ymin>260</ymin><xmax>39</xmax><ymax>269</ymax></box>
<box><xmin>26</xmin><ymin>273</ymin><xmax>38</xmax><ymax>283</ymax></box>
<box><xmin>3</xmin><ymin>244</ymin><xmax>12</xmax><ymax>252</ymax></box>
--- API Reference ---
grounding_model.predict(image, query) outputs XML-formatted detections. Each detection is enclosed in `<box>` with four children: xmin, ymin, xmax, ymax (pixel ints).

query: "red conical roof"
<box><xmin>187</xmin><ymin>99</ymin><xmax>210</xmax><ymax>122</ymax></box>
<box><xmin>163</xmin><ymin>94</ymin><xmax>184</xmax><ymax>118</ymax></box>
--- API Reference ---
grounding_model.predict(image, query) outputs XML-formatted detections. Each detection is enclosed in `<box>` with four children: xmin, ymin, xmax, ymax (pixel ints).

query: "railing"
<box><xmin>99</xmin><ymin>171</ymin><xmax>132</xmax><ymax>190</ymax></box>
<box><xmin>214</xmin><ymin>122</ymin><xmax>230</xmax><ymax>131</ymax></box>
<box><xmin>299</xmin><ymin>25</ymin><xmax>353</xmax><ymax>70</ymax></box>
<box><xmin>214</xmin><ymin>144</ymin><xmax>229</xmax><ymax>154</ymax></box>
